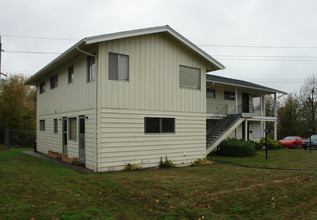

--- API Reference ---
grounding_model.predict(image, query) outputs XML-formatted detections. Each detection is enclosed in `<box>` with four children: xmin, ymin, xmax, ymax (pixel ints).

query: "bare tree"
<box><xmin>297</xmin><ymin>74</ymin><xmax>317</xmax><ymax>134</ymax></box>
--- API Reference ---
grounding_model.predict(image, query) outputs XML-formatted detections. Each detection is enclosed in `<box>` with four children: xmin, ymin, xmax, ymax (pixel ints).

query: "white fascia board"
<box><xmin>85</xmin><ymin>25</ymin><xmax>225</xmax><ymax>70</ymax></box>
<box><xmin>206</xmin><ymin>79</ymin><xmax>287</xmax><ymax>95</ymax></box>
<box><xmin>85</xmin><ymin>26</ymin><xmax>169</xmax><ymax>44</ymax></box>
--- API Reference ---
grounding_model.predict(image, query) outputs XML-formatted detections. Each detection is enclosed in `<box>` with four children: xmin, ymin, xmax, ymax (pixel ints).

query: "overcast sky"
<box><xmin>1</xmin><ymin>0</ymin><xmax>317</xmax><ymax>94</ymax></box>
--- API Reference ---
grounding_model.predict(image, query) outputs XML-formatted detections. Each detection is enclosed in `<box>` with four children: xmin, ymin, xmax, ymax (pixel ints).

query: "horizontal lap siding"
<box><xmin>98</xmin><ymin>109</ymin><xmax>206</xmax><ymax>172</ymax></box>
<box><xmin>37</xmin><ymin>110</ymin><xmax>96</xmax><ymax>171</ymax></box>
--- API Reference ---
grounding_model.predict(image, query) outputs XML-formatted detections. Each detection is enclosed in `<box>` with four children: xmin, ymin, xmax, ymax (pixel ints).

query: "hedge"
<box><xmin>218</xmin><ymin>138</ymin><xmax>256</xmax><ymax>157</ymax></box>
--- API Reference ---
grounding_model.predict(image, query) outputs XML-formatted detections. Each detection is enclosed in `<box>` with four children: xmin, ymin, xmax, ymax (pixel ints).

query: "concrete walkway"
<box><xmin>22</xmin><ymin>151</ymin><xmax>94</xmax><ymax>174</ymax></box>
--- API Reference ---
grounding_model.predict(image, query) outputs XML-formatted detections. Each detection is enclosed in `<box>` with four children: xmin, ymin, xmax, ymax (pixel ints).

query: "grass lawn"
<box><xmin>0</xmin><ymin>149</ymin><xmax>316</xmax><ymax>219</ymax></box>
<box><xmin>209</xmin><ymin>148</ymin><xmax>317</xmax><ymax>171</ymax></box>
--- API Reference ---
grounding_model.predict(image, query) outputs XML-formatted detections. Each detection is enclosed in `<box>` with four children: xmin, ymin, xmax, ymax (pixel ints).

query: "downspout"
<box><xmin>76</xmin><ymin>45</ymin><xmax>98</xmax><ymax>172</ymax></box>
<box><xmin>76</xmin><ymin>46</ymin><xmax>96</xmax><ymax>58</ymax></box>
<box><xmin>206</xmin><ymin>81</ymin><xmax>215</xmax><ymax>88</ymax></box>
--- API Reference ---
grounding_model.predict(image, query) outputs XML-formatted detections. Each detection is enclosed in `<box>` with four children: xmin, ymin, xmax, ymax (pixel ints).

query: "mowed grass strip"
<box><xmin>0</xmin><ymin>149</ymin><xmax>316</xmax><ymax>219</ymax></box>
<box><xmin>209</xmin><ymin>148</ymin><xmax>317</xmax><ymax>171</ymax></box>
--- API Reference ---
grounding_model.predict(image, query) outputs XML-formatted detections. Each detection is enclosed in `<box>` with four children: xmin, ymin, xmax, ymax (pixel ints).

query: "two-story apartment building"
<box><xmin>25</xmin><ymin>26</ymin><xmax>285</xmax><ymax>172</ymax></box>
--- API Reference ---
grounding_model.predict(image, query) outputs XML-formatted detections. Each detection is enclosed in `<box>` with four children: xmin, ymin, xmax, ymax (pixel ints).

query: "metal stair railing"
<box><xmin>207</xmin><ymin>103</ymin><xmax>228</xmax><ymax>117</ymax></box>
<box><xmin>206</xmin><ymin>104</ymin><xmax>243</xmax><ymax>150</ymax></box>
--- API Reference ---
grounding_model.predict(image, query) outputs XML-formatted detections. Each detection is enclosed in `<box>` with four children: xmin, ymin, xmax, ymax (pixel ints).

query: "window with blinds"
<box><xmin>179</xmin><ymin>65</ymin><xmax>201</xmax><ymax>89</ymax></box>
<box><xmin>109</xmin><ymin>52</ymin><xmax>129</xmax><ymax>81</ymax></box>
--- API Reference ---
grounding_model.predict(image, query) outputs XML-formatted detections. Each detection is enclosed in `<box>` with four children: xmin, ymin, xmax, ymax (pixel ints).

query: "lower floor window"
<box><xmin>40</xmin><ymin>120</ymin><xmax>45</xmax><ymax>131</ymax></box>
<box><xmin>144</xmin><ymin>117</ymin><xmax>175</xmax><ymax>134</ymax></box>
<box><xmin>54</xmin><ymin>119</ymin><xmax>58</xmax><ymax>133</ymax></box>
<box><xmin>69</xmin><ymin>117</ymin><xmax>77</xmax><ymax>140</ymax></box>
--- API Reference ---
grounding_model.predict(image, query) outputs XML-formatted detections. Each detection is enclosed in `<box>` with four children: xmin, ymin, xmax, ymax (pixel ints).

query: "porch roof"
<box><xmin>206</xmin><ymin>74</ymin><xmax>287</xmax><ymax>95</ymax></box>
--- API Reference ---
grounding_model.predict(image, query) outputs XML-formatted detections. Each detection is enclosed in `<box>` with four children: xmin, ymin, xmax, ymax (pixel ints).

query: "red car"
<box><xmin>279</xmin><ymin>136</ymin><xmax>306</xmax><ymax>148</ymax></box>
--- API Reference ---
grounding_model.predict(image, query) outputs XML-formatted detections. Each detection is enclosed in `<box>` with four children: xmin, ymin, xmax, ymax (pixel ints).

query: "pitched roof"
<box><xmin>206</xmin><ymin>74</ymin><xmax>287</xmax><ymax>94</ymax></box>
<box><xmin>25</xmin><ymin>25</ymin><xmax>225</xmax><ymax>85</ymax></box>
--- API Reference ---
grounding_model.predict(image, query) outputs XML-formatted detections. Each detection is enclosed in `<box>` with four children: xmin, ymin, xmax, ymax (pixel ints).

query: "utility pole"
<box><xmin>0</xmin><ymin>35</ymin><xmax>6</xmax><ymax>85</ymax></box>
<box><xmin>312</xmin><ymin>88</ymin><xmax>315</xmax><ymax>134</ymax></box>
<box><xmin>0</xmin><ymin>35</ymin><xmax>2</xmax><ymax>82</ymax></box>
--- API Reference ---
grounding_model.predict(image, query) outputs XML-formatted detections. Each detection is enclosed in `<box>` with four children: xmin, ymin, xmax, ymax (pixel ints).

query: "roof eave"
<box><xmin>206</xmin><ymin>79</ymin><xmax>287</xmax><ymax>95</ymax></box>
<box><xmin>24</xmin><ymin>39</ymin><xmax>86</xmax><ymax>85</ymax></box>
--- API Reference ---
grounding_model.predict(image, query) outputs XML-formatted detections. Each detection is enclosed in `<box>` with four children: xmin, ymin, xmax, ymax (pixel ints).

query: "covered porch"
<box><xmin>205</xmin><ymin>74</ymin><xmax>287</xmax><ymax>154</ymax></box>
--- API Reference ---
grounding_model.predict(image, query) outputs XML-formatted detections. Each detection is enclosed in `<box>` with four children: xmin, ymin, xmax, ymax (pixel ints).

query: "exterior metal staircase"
<box><xmin>206</xmin><ymin>105</ymin><xmax>246</xmax><ymax>155</ymax></box>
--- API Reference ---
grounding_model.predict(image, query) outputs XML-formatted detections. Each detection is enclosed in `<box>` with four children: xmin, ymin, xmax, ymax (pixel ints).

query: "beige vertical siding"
<box><xmin>98</xmin><ymin>33</ymin><xmax>206</xmax><ymax>113</ymax></box>
<box><xmin>37</xmin><ymin>54</ymin><xmax>96</xmax><ymax>116</ymax></box>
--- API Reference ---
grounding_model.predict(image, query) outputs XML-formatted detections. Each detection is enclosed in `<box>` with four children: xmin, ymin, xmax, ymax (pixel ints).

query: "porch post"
<box><xmin>244</xmin><ymin>120</ymin><xmax>248</xmax><ymax>141</ymax></box>
<box><xmin>274</xmin><ymin>93</ymin><xmax>277</xmax><ymax>140</ymax></box>
<box><xmin>235</xmin><ymin>88</ymin><xmax>238</xmax><ymax>138</ymax></box>
<box><xmin>260</xmin><ymin>94</ymin><xmax>264</xmax><ymax>138</ymax></box>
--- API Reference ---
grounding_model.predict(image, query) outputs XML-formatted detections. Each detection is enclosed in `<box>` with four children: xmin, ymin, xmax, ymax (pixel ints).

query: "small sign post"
<box><xmin>265</xmin><ymin>128</ymin><xmax>269</xmax><ymax>159</ymax></box>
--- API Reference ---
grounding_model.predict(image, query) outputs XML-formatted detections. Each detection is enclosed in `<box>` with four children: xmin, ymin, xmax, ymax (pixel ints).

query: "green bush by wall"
<box><xmin>259</xmin><ymin>137</ymin><xmax>283</xmax><ymax>150</ymax></box>
<box><xmin>218</xmin><ymin>138</ymin><xmax>256</xmax><ymax>157</ymax></box>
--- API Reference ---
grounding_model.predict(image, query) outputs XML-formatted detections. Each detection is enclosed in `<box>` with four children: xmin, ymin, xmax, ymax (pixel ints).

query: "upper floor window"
<box><xmin>179</xmin><ymin>65</ymin><xmax>201</xmax><ymax>89</ymax></box>
<box><xmin>109</xmin><ymin>52</ymin><xmax>129</xmax><ymax>81</ymax></box>
<box><xmin>252</xmin><ymin>96</ymin><xmax>261</xmax><ymax>110</ymax></box>
<box><xmin>68</xmin><ymin>65</ymin><xmax>74</xmax><ymax>84</ymax></box>
<box><xmin>50</xmin><ymin>74</ymin><xmax>58</xmax><ymax>89</ymax></box>
<box><xmin>224</xmin><ymin>91</ymin><xmax>235</xmax><ymax>100</ymax></box>
<box><xmin>87</xmin><ymin>56</ymin><xmax>95</xmax><ymax>82</ymax></box>
<box><xmin>207</xmin><ymin>88</ymin><xmax>216</xmax><ymax>99</ymax></box>
<box><xmin>39</xmin><ymin>81</ymin><xmax>46</xmax><ymax>94</ymax></box>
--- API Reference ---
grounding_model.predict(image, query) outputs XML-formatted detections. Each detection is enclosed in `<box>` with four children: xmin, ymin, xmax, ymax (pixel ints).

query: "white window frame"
<box><xmin>179</xmin><ymin>65</ymin><xmax>201</xmax><ymax>90</ymax></box>
<box><xmin>87</xmin><ymin>56</ymin><xmax>95</xmax><ymax>82</ymax></box>
<box><xmin>144</xmin><ymin>117</ymin><xmax>175</xmax><ymax>134</ymax></box>
<box><xmin>68</xmin><ymin>65</ymin><xmax>74</xmax><ymax>84</ymax></box>
<box><xmin>207</xmin><ymin>88</ymin><xmax>216</xmax><ymax>99</ymax></box>
<box><xmin>50</xmin><ymin>74</ymin><xmax>58</xmax><ymax>89</ymax></box>
<box><xmin>109</xmin><ymin>52</ymin><xmax>129</xmax><ymax>81</ymax></box>
<box><xmin>68</xmin><ymin>117</ymin><xmax>77</xmax><ymax>141</ymax></box>
<box><xmin>39</xmin><ymin>120</ymin><xmax>45</xmax><ymax>131</ymax></box>
<box><xmin>39</xmin><ymin>81</ymin><xmax>46</xmax><ymax>94</ymax></box>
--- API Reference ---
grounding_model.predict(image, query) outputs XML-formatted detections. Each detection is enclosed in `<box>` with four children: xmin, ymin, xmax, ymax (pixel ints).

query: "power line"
<box><xmin>1</xmin><ymin>34</ymin><xmax>78</xmax><ymax>41</ymax></box>
<box><xmin>199</xmin><ymin>44</ymin><xmax>317</xmax><ymax>49</ymax></box>
<box><xmin>2</xmin><ymin>34</ymin><xmax>317</xmax><ymax>49</ymax></box>
<box><xmin>4</xmin><ymin>50</ymin><xmax>61</xmax><ymax>55</ymax></box>
<box><xmin>216</xmin><ymin>58</ymin><xmax>317</xmax><ymax>61</ymax></box>
<box><xmin>214</xmin><ymin>55</ymin><xmax>317</xmax><ymax>59</ymax></box>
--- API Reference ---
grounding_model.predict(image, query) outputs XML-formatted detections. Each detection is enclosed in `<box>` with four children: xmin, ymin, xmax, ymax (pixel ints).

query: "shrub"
<box><xmin>218</xmin><ymin>138</ymin><xmax>256</xmax><ymax>157</ymax></box>
<box><xmin>259</xmin><ymin>137</ymin><xmax>283</xmax><ymax>150</ymax></box>
<box><xmin>0</xmin><ymin>145</ymin><xmax>8</xmax><ymax>151</ymax></box>
<box><xmin>193</xmin><ymin>158</ymin><xmax>214</xmax><ymax>166</ymax></box>
<box><xmin>159</xmin><ymin>155</ymin><xmax>175</xmax><ymax>168</ymax></box>
<box><xmin>249</xmin><ymin>140</ymin><xmax>263</xmax><ymax>151</ymax></box>
<box><xmin>124</xmin><ymin>163</ymin><xmax>143</xmax><ymax>171</ymax></box>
